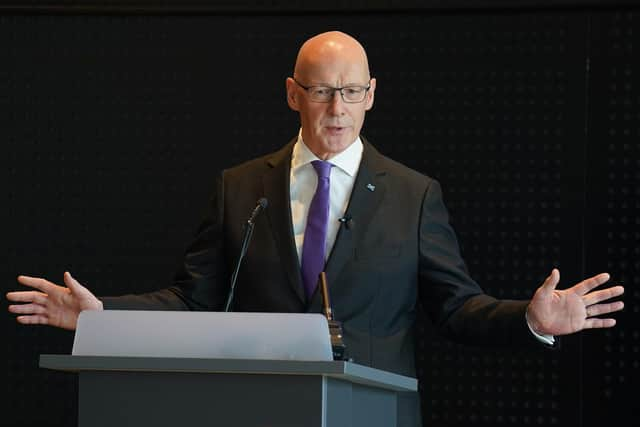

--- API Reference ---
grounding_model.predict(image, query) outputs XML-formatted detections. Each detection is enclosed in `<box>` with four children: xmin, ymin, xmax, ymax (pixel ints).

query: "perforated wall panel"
<box><xmin>583</xmin><ymin>10</ymin><xmax>640</xmax><ymax>427</ymax></box>
<box><xmin>2</xmin><ymin>10</ymin><xmax>635</xmax><ymax>427</ymax></box>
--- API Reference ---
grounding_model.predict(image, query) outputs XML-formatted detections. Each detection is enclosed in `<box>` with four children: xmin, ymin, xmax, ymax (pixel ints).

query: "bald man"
<box><xmin>8</xmin><ymin>31</ymin><xmax>624</xmax><ymax>426</ymax></box>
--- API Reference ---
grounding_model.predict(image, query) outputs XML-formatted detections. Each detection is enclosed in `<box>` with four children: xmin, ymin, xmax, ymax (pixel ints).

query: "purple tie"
<box><xmin>301</xmin><ymin>160</ymin><xmax>333</xmax><ymax>300</ymax></box>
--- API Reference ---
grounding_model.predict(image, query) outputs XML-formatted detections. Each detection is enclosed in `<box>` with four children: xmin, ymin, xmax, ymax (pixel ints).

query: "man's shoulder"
<box><xmin>223</xmin><ymin>140</ymin><xmax>294</xmax><ymax>178</ymax></box>
<box><xmin>363</xmin><ymin>138</ymin><xmax>437</xmax><ymax>186</ymax></box>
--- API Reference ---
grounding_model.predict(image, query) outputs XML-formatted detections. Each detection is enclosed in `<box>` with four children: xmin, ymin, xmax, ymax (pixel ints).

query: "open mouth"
<box><xmin>325</xmin><ymin>126</ymin><xmax>346</xmax><ymax>134</ymax></box>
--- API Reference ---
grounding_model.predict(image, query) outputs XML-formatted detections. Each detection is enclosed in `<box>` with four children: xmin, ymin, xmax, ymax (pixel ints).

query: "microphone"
<box><xmin>247</xmin><ymin>197</ymin><xmax>268</xmax><ymax>225</ymax></box>
<box><xmin>338</xmin><ymin>214</ymin><xmax>353</xmax><ymax>229</ymax></box>
<box><xmin>224</xmin><ymin>197</ymin><xmax>268</xmax><ymax>312</ymax></box>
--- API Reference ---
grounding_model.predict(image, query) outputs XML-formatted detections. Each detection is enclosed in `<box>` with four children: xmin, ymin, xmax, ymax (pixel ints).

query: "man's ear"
<box><xmin>365</xmin><ymin>77</ymin><xmax>376</xmax><ymax>111</ymax></box>
<box><xmin>286</xmin><ymin>77</ymin><xmax>300</xmax><ymax>112</ymax></box>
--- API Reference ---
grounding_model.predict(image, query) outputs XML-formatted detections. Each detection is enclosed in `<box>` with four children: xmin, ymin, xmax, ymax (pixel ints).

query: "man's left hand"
<box><xmin>527</xmin><ymin>268</ymin><xmax>624</xmax><ymax>336</ymax></box>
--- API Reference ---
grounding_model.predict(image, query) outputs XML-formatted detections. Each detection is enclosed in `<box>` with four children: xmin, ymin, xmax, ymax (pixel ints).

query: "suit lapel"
<box><xmin>262</xmin><ymin>140</ymin><xmax>307</xmax><ymax>304</ymax></box>
<box><xmin>320</xmin><ymin>139</ymin><xmax>387</xmax><ymax>303</ymax></box>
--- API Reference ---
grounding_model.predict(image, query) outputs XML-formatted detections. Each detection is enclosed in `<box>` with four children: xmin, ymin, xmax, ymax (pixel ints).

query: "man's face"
<box><xmin>286</xmin><ymin>53</ymin><xmax>376</xmax><ymax>160</ymax></box>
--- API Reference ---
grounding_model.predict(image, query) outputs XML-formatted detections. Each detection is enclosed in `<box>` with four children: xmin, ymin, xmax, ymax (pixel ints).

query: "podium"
<box><xmin>40</xmin><ymin>355</ymin><xmax>417</xmax><ymax>427</ymax></box>
<box><xmin>39</xmin><ymin>310</ymin><xmax>417</xmax><ymax>426</ymax></box>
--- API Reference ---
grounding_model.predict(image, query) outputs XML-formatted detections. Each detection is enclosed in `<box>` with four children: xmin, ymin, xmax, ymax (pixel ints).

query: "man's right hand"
<box><xmin>7</xmin><ymin>272</ymin><xmax>103</xmax><ymax>331</ymax></box>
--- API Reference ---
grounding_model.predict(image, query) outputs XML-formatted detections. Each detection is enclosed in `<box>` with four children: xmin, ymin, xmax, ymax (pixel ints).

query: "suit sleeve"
<box><xmin>418</xmin><ymin>179</ymin><xmax>540</xmax><ymax>347</ymax></box>
<box><xmin>101</xmin><ymin>173</ymin><xmax>228</xmax><ymax>311</ymax></box>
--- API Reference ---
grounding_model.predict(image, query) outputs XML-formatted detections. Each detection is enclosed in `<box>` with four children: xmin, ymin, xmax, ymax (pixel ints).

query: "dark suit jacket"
<box><xmin>102</xmin><ymin>137</ymin><xmax>537</xmax><ymax>378</ymax></box>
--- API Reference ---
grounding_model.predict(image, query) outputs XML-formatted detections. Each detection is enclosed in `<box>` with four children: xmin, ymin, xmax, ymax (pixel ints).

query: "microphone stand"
<box><xmin>224</xmin><ymin>198</ymin><xmax>267</xmax><ymax>312</ymax></box>
<box><xmin>224</xmin><ymin>220</ymin><xmax>255</xmax><ymax>312</ymax></box>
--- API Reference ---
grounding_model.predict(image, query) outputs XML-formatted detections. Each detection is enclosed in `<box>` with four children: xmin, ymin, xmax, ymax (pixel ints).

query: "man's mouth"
<box><xmin>325</xmin><ymin>126</ymin><xmax>347</xmax><ymax>134</ymax></box>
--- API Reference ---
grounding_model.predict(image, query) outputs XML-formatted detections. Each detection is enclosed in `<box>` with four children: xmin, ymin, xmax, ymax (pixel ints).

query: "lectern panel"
<box><xmin>79</xmin><ymin>371</ymin><xmax>323</xmax><ymax>427</ymax></box>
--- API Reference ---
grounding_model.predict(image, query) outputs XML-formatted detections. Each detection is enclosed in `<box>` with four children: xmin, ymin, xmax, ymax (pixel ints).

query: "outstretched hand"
<box><xmin>526</xmin><ymin>268</ymin><xmax>624</xmax><ymax>336</ymax></box>
<box><xmin>6</xmin><ymin>272</ymin><xmax>103</xmax><ymax>331</ymax></box>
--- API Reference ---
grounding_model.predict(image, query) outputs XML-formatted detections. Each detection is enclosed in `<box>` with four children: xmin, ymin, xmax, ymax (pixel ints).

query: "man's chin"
<box><xmin>304</xmin><ymin>131</ymin><xmax>357</xmax><ymax>158</ymax></box>
<box><xmin>323</xmin><ymin>136</ymin><xmax>355</xmax><ymax>156</ymax></box>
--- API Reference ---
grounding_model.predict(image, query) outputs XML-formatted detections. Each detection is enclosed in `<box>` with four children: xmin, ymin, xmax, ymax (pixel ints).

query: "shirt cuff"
<box><xmin>525</xmin><ymin>310</ymin><xmax>555</xmax><ymax>346</ymax></box>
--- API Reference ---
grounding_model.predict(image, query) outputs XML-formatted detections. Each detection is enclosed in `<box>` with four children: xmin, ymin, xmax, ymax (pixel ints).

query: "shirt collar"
<box><xmin>291</xmin><ymin>129</ymin><xmax>363</xmax><ymax>177</ymax></box>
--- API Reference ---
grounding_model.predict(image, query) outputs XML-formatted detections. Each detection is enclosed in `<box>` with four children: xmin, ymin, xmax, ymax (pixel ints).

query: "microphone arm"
<box><xmin>318</xmin><ymin>272</ymin><xmax>347</xmax><ymax>361</ymax></box>
<box><xmin>224</xmin><ymin>198</ymin><xmax>268</xmax><ymax>312</ymax></box>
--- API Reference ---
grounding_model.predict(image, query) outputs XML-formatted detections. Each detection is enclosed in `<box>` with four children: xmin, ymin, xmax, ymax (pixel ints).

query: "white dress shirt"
<box><xmin>289</xmin><ymin>130</ymin><xmax>362</xmax><ymax>264</ymax></box>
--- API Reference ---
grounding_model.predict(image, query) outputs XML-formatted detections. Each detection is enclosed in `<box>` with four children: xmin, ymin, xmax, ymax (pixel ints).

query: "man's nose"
<box><xmin>327</xmin><ymin>89</ymin><xmax>346</xmax><ymax>115</ymax></box>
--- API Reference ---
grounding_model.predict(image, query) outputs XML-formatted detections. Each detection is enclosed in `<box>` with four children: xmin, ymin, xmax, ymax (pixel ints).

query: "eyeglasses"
<box><xmin>292</xmin><ymin>78</ymin><xmax>371</xmax><ymax>103</ymax></box>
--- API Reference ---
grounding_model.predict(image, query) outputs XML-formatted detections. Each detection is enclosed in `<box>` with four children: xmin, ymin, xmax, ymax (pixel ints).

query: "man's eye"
<box><xmin>344</xmin><ymin>87</ymin><xmax>363</xmax><ymax>95</ymax></box>
<box><xmin>312</xmin><ymin>87</ymin><xmax>331</xmax><ymax>96</ymax></box>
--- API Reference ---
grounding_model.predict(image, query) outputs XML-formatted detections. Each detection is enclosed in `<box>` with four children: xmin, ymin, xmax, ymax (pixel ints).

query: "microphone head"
<box><xmin>258</xmin><ymin>197</ymin><xmax>268</xmax><ymax>209</ymax></box>
<box><xmin>339</xmin><ymin>214</ymin><xmax>353</xmax><ymax>229</ymax></box>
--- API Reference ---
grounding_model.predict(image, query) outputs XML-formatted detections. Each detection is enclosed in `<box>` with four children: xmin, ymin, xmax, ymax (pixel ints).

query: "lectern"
<box><xmin>40</xmin><ymin>311</ymin><xmax>417</xmax><ymax>427</ymax></box>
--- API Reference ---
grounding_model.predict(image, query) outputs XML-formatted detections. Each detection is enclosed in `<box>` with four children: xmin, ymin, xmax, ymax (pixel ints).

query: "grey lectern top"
<box><xmin>40</xmin><ymin>354</ymin><xmax>417</xmax><ymax>392</ymax></box>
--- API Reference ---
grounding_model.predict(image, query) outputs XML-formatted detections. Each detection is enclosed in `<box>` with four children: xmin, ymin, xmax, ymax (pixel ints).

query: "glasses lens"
<box><xmin>342</xmin><ymin>87</ymin><xmax>367</xmax><ymax>102</ymax></box>
<box><xmin>309</xmin><ymin>87</ymin><xmax>333</xmax><ymax>102</ymax></box>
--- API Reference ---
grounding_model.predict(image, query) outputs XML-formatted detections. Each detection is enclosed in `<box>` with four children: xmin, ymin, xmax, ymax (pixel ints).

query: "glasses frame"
<box><xmin>292</xmin><ymin>78</ymin><xmax>371</xmax><ymax>104</ymax></box>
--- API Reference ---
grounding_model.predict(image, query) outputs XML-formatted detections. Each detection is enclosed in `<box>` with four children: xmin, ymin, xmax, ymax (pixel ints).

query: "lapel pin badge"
<box><xmin>366</xmin><ymin>183</ymin><xmax>376</xmax><ymax>192</ymax></box>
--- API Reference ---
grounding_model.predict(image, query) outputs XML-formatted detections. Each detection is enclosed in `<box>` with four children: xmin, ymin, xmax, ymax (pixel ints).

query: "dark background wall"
<box><xmin>3</xmin><ymin>3</ymin><xmax>638</xmax><ymax>427</ymax></box>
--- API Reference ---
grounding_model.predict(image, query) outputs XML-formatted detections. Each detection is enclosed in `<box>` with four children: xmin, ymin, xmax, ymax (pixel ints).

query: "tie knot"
<box><xmin>311</xmin><ymin>160</ymin><xmax>333</xmax><ymax>179</ymax></box>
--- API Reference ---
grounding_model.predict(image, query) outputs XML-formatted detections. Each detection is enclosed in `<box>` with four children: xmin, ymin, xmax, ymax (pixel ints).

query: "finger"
<box><xmin>16</xmin><ymin>314</ymin><xmax>50</xmax><ymax>326</ymax></box>
<box><xmin>17</xmin><ymin>275</ymin><xmax>59</xmax><ymax>294</ymax></box>
<box><xmin>541</xmin><ymin>268</ymin><xmax>560</xmax><ymax>291</ymax></box>
<box><xmin>8</xmin><ymin>303</ymin><xmax>48</xmax><ymax>315</ymax></box>
<box><xmin>583</xmin><ymin>317</ymin><xmax>617</xmax><ymax>329</ymax></box>
<box><xmin>6</xmin><ymin>291</ymin><xmax>49</xmax><ymax>305</ymax></box>
<box><xmin>586</xmin><ymin>301</ymin><xmax>625</xmax><ymax>317</ymax></box>
<box><xmin>583</xmin><ymin>285</ymin><xmax>625</xmax><ymax>306</ymax></box>
<box><xmin>572</xmin><ymin>272</ymin><xmax>611</xmax><ymax>296</ymax></box>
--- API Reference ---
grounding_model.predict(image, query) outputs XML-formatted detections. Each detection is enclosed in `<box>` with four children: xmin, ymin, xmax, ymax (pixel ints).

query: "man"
<box><xmin>7</xmin><ymin>31</ymin><xmax>624</xmax><ymax>425</ymax></box>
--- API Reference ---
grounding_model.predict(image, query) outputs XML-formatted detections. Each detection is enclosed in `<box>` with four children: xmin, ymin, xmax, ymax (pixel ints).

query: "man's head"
<box><xmin>286</xmin><ymin>31</ymin><xmax>376</xmax><ymax>160</ymax></box>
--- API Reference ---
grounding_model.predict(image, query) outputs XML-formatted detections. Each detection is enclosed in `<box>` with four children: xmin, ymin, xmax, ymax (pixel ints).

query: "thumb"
<box><xmin>542</xmin><ymin>268</ymin><xmax>560</xmax><ymax>291</ymax></box>
<box><xmin>63</xmin><ymin>271</ymin><xmax>85</xmax><ymax>294</ymax></box>
<box><xmin>63</xmin><ymin>271</ymin><xmax>102</xmax><ymax>312</ymax></box>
